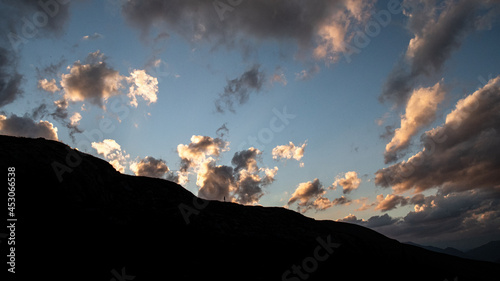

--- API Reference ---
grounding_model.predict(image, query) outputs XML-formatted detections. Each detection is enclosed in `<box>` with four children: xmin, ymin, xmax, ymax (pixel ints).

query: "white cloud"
<box><xmin>69</xmin><ymin>112</ymin><xmax>82</xmax><ymax>126</ymax></box>
<box><xmin>38</xmin><ymin>78</ymin><xmax>60</xmax><ymax>93</ymax></box>
<box><xmin>126</xmin><ymin>69</ymin><xmax>159</xmax><ymax>107</ymax></box>
<box><xmin>91</xmin><ymin>139</ymin><xmax>129</xmax><ymax>173</ymax></box>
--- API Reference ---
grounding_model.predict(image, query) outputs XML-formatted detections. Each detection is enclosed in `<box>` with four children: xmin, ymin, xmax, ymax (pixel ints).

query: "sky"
<box><xmin>1</xmin><ymin>0</ymin><xmax>500</xmax><ymax>250</ymax></box>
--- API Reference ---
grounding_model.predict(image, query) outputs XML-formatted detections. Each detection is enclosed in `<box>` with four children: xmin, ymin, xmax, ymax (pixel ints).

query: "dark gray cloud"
<box><xmin>2</xmin><ymin>0</ymin><xmax>71</xmax><ymax>38</ymax></box>
<box><xmin>0</xmin><ymin>0</ymin><xmax>72</xmax><ymax>107</ymax></box>
<box><xmin>215</xmin><ymin>64</ymin><xmax>265</xmax><ymax>113</ymax></box>
<box><xmin>375</xmin><ymin>75</ymin><xmax>500</xmax><ymax>195</ymax></box>
<box><xmin>122</xmin><ymin>0</ymin><xmax>331</xmax><ymax>45</ymax></box>
<box><xmin>0</xmin><ymin>48</ymin><xmax>23</xmax><ymax>108</ymax></box>
<box><xmin>341</xmin><ymin>188</ymin><xmax>500</xmax><ymax>248</ymax></box>
<box><xmin>380</xmin><ymin>0</ymin><xmax>494</xmax><ymax>106</ymax></box>
<box><xmin>0</xmin><ymin>113</ymin><xmax>58</xmax><ymax>140</ymax></box>
<box><xmin>215</xmin><ymin>123</ymin><xmax>229</xmax><ymax>139</ymax></box>
<box><xmin>231</xmin><ymin>147</ymin><xmax>277</xmax><ymax>204</ymax></box>
<box><xmin>121</xmin><ymin>0</ymin><xmax>375</xmax><ymax>63</ymax></box>
<box><xmin>231</xmin><ymin>147</ymin><xmax>260</xmax><ymax>173</ymax></box>
<box><xmin>331</xmin><ymin>196</ymin><xmax>351</xmax><ymax>206</ymax></box>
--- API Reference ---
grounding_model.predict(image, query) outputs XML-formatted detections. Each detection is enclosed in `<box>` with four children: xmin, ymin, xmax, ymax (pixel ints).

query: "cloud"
<box><xmin>69</xmin><ymin>112</ymin><xmax>82</xmax><ymax>127</ymax></box>
<box><xmin>374</xmin><ymin>194</ymin><xmax>410</xmax><ymax>212</ymax></box>
<box><xmin>295</xmin><ymin>64</ymin><xmax>320</xmax><ymax>81</ymax></box>
<box><xmin>384</xmin><ymin>81</ymin><xmax>446</xmax><ymax>163</ymax></box>
<box><xmin>380</xmin><ymin>0</ymin><xmax>493</xmax><ymax>106</ymax></box>
<box><xmin>177</xmin><ymin>135</ymin><xmax>229</xmax><ymax>174</ymax></box>
<box><xmin>91</xmin><ymin>139</ymin><xmax>130</xmax><ymax>173</ymax></box>
<box><xmin>215</xmin><ymin>123</ymin><xmax>229</xmax><ymax>139</ymax></box>
<box><xmin>331</xmin><ymin>171</ymin><xmax>361</xmax><ymax>194</ymax></box>
<box><xmin>196</xmin><ymin>160</ymin><xmax>236</xmax><ymax>202</ymax></box>
<box><xmin>271</xmin><ymin>69</ymin><xmax>287</xmax><ymax>86</ymax></box>
<box><xmin>2</xmin><ymin>0</ymin><xmax>71</xmax><ymax>38</ymax></box>
<box><xmin>61</xmin><ymin>51</ymin><xmax>124</xmax><ymax>107</ymax></box>
<box><xmin>375</xmin><ymin>75</ymin><xmax>500</xmax><ymax>194</ymax></box>
<box><xmin>0</xmin><ymin>1</ymin><xmax>73</xmax><ymax>108</ymax></box>
<box><xmin>38</xmin><ymin>78</ymin><xmax>60</xmax><ymax>93</ymax></box>
<box><xmin>231</xmin><ymin>147</ymin><xmax>278</xmax><ymax>204</ymax></box>
<box><xmin>175</xmin><ymin>135</ymin><xmax>277</xmax><ymax>204</ymax></box>
<box><xmin>198</xmin><ymin>147</ymin><xmax>278</xmax><ymax>204</ymax></box>
<box><xmin>272</xmin><ymin>141</ymin><xmax>307</xmax><ymax>166</ymax></box>
<box><xmin>215</xmin><ymin>64</ymin><xmax>265</xmax><ymax>113</ymax></box>
<box><xmin>55</xmin><ymin>51</ymin><xmax>159</xmax><ymax>110</ymax></box>
<box><xmin>344</xmin><ymin>188</ymin><xmax>500</xmax><ymax>248</ymax></box>
<box><xmin>130</xmin><ymin>156</ymin><xmax>170</xmax><ymax>178</ymax></box>
<box><xmin>0</xmin><ymin>114</ymin><xmax>58</xmax><ymax>140</ymax></box>
<box><xmin>0</xmin><ymin>47</ymin><xmax>23</xmax><ymax>108</ymax></box>
<box><xmin>336</xmin><ymin>213</ymin><xmax>399</xmax><ymax>228</ymax></box>
<box><xmin>121</xmin><ymin>0</ymin><xmax>375</xmax><ymax>63</ymax></box>
<box><xmin>82</xmin><ymin>33</ymin><xmax>103</xmax><ymax>41</ymax></box>
<box><xmin>331</xmin><ymin>196</ymin><xmax>352</xmax><ymax>206</ymax></box>
<box><xmin>126</xmin><ymin>69</ymin><xmax>159</xmax><ymax>107</ymax></box>
<box><xmin>287</xmin><ymin>178</ymin><xmax>333</xmax><ymax>213</ymax></box>
<box><xmin>91</xmin><ymin>139</ymin><xmax>122</xmax><ymax>158</ymax></box>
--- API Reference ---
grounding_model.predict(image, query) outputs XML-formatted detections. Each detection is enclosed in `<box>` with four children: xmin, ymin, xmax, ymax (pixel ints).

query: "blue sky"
<box><xmin>1</xmin><ymin>0</ymin><xmax>500</xmax><ymax>250</ymax></box>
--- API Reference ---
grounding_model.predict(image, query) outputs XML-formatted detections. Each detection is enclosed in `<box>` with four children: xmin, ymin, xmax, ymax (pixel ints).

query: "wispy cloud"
<box><xmin>384</xmin><ymin>81</ymin><xmax>446</xmax><ymax>163</ymax></box>
<box><xmin>380</xmin><ymin>0</ymin><xmax>494</xmax><ymax>106</ymax></box>
<box><xmin>215</xmin><ymin>64</ymin><xmax>265</xmax><ymax>113</ymax></box>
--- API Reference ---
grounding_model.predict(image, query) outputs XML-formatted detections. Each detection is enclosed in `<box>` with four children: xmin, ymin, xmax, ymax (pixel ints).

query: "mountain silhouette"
<box><xmin>1</xmin><ymin>135</ymin><xmax>498</xmax><ymax>281</ymax></box>
<box><xmin>405</xmin><ymin>241</ymin><xmax>500</xmax><ymax>263</ymax></box>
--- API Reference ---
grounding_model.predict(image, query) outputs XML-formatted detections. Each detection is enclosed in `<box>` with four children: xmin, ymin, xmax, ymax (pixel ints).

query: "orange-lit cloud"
<box><xmin>374</xmin><ymin>194</ymin><xmax>409</xmax><ymax>212</ymax></box>
<box><xmin>287</xmin><ymin>178</ymin><xmax>334</xmax><ymax>213</ymax></box>
<box><xmin>376</xmin><ymin>75</ymin><xmax>500</xmax><ymax>194</ymax></box>
<box><xmin>331</xmin><ymin>171</ymin><xmax>361</xmax><ymax>194</ymax></box>
<box><xmin>385</xmin><ymin>81</ymin><xmax>446</xmax><ymax>163</ymax></box>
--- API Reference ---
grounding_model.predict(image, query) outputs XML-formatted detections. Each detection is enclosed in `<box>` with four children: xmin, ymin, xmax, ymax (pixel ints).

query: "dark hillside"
<box><xmin>1</xmin><ymin>135</ymin><xmax>498</xmax><ymax>281</ymax></box>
